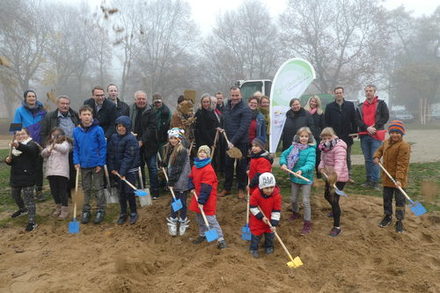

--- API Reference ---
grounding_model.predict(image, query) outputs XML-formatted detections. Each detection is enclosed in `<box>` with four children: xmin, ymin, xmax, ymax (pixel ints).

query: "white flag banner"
<box><xmin>269</xmin><ymin>58</ymin><xmax>316</xmax><ymax>153</ymax></box>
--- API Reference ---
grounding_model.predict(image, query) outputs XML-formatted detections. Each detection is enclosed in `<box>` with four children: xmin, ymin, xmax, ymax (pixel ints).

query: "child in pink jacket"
<box><xmin>318</xmin><ymin>127</ymin><xmax>348</xmax><ymax>237</ymax></box>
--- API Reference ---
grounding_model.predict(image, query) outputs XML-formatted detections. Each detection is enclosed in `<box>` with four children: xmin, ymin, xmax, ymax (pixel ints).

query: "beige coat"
<box><xmin>41</xmin><ymin>141</ymin><xmax>71</xmax><ymax>179</ymax></box>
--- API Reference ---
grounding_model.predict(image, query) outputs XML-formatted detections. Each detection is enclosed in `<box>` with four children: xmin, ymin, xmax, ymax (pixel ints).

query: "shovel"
<box><xmin>378</xmin><ymin>163</ymin><xmax>427</xmax><ymax>216</ymax></box>
<box><xmin>221</xmin><ymin>131</ymin><xmax>243</xmax><ymax>159</ymax></box>
<box><xmin>258</xmin><ymin>207</ymin><xmax>303</xmax><ymax>268</ymax></box>
<box><xmin>241</xmin><ymin>187</ymin><xmax>251</xmax><ymax>241</ymax></box>
<box><xmin>211</xmin><ymin>129</ymin><xmax>219</xmax><ymax>158</ymax></box>
<box><xmin>192</xmin><ymin>190</ymin><xmax>219</xmax><ymax>242</ymax></box>
<box><xmin>161</xmin><ymin>167</ymin><xmax>183</xmax><ymax>212</ymax></box>
<box><xmin>103</xmin><ymin>165</ymin><xmax>119</xmax><ymax>204</ymax></box>
<box><xmin>114</xmin><ymin>172</ymin><xmax>148</xmax><ymax>197</ymax></box>
<box><xmin>68</xmin><ymin>168</ymin><xmax>81</xmax><ymax>234</ymax></box>
<box><xmin>283</xmin><ymin>167</ymin><xmax>312</xmax><ymax>183</ymax></box>
<box><xmin>320</xmin><ymin>172</ymin><xmax>348</xmax><ymax>197</ymax></box>
<box><xmin>137</xmin><ymin>167</ymin><xmax>152</xmax><ymax>207</ymax></box>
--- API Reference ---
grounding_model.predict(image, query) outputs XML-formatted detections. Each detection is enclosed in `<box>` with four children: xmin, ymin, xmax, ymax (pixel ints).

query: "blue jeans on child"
<box><xmin>250</xmin><ymin>233</ymin><xmax>275</xmax><ymax>251</ymax></box>
<box><xmin>360</xmin><ymin>135</ymin><xmax>382</xmax><ymax>183</ymax></box>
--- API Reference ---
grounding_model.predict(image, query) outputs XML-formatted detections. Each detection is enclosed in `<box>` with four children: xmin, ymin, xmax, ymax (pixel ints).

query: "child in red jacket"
<box><xmin>248</xmin><ymin>137</ymin><xmax>273</xmax><ymax>194</ymax></box>
<box><xmin>189</xmin><ymin>145</ymin><xmax>227</xmax><ymax>249</ymax></box>
<box><xmin>249</xmin><ymin>172</ymin><xmax>282</xmax><ymax>258</ymax></box>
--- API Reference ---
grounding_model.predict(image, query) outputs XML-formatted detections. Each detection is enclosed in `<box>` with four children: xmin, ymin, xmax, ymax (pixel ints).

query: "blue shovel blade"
<box><xmin>171</xmin><ymin>199</ymin><xmax>183</xmax><ymax>212</ymax></box>
<box><xmin>241</xmin><ymin>225</ymin><xmax>251</xmax><ymax>241</ymax></box>
<box><xmin>68</xmin><ymin>221</ymin><xmax>80</xmax><ymax>234</ymax></box>
<box><xmin>410</xmin><ymin>201</ymin><xmax>427</xmax><ymax>216</ymax></box>
<box><xmin>135</xmin><ymin>190</ymin><xmax>148</xmax><ymax>197</ymax></box>
<box><xmin>205</xmin><ymin>229</ymin><xmax>219</xmax><ymax>242</ymax></box>
<box><xmin>335</xmin><ymin>188</ymin><xmax>348</xmax><ymax>197</ymax></box>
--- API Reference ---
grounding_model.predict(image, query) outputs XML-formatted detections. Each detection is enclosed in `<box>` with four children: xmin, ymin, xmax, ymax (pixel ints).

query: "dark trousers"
<box><xmin>324</xmin><ymin>182</ymin><xmax>346</xmax><ymax>227</ymax></box>
<box><xmin>224</xmin><ymin>143</ymin><xmax>248</xmax><ymax>191</ymax></box>
<box><xmin>35</xmin><ymin>155</ymin><xmax>43</xmax><ymax>190</ymax></box>
<box><xmin>213</xmin><ymin>136</ymin><xmax>226</xmax><ymax>173</ymax></box>
<box><xmin>137</xmin><ymin>146</ymin><xmax>146</xmax><ymax>188</ymax></box>
<box><xmin>118</xmin><ymin>172</ymin><xmax>137</xmax><ymax>215</ymax></box>
<box><xmin>145</xmin><ymin>153</ymin><xmax>159</xmax><ymax>197</ymax></box>
<box><xmin>383</xmin><ymin>187</ymin><xmax>405</xmax><ymax>220</ymax></box>
<box><xmin>48</xmin><ymin>176</ymin><xmax>69</xmax><ymax>206</ymax></box>
<box><xmin>170</xmin><ymin>191</ymin><xmax>188</xmax><ymax>219</ymax></box>
<box><xmin>11</xmin><ymin>186</ymin><xmax>35</xmax><ymax>222</ymax></box>
<box><xmin>315</xmin><ymin>148</ymin><xmax>322</xmax><ymax>178</ymax></box>
<box><xmin>250</xmin><ymin>232</ymin><xmax>275</xmax><ymax>250</ymax></box>
<box><xmin>67</xmin><ymin>151</ymin><xmax>76</xmax><ymax>198</ymax></box>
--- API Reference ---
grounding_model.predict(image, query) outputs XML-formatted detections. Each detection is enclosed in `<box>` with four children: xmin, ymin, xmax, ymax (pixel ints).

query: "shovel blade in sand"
<box><xmin>287</xmin><ymin>256</ymin><xmax>303</xmax><ymax>268</ymax></box>
<box><xmin>409</xmin><ymin>201</ymin><xmax>427</xmax><ymax>216</ymax></box>
<box><xmin>138</xmin><ymin>188</ymin><xmax>152</xmax><ymax>207</ymax></box>
<box><xmin>171</xmin><ymin>198</ymin><xmax>183</xmax><ymax>212</ymax></box>
<box><xmin>68</xmin><ymin>220</ymin><xmax>80</xmax><ymax>234</ymax></box>
<box><xmin>334</xmin><ymin>187</ymin><xmax>348</xmax><ymax>197</ymax></box>
<box><xmin>204</xmin><ymin>229</ymin><xmax>219</xmax><ymax>242</ymax></box>
<box><xmin>134</xmin><ymin>189</ymin><xmax>148</xmax><ymax>197</ymax></box>
<box><xmin>241</xmin><ymin>224</ymin><xmax>251</xmax><ymax>241</ymax></box>
<box><xmin>104</xmin><ymin>188</ymin><xmax>119</xmax><ymax>204</ymax></box>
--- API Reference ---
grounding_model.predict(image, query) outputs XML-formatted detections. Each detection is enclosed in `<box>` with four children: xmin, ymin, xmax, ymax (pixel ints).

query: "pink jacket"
<box><xmin>318</xmin><ymin>138</ymin><xmax>348</xmax><ymax>182</ymax></box>
<box><xmin>41</xmin><ymin>141</ymin><xmax>71</xmax><ymax>179</ymax></box>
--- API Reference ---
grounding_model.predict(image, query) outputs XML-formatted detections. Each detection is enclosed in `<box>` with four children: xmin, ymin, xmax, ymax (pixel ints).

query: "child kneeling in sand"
<box><xmin>189</xmin><ymin>145</ymin><xmax>227</xmax><ymax>249</ymax></box>
<box><xmin>249</xmin><ymin>172</ymin><xmax>282</xmax><ymax>258</ymax></box>
<box><xmin>373</xmin><ymin>120</ymin><xmax>411</xmax><ymax>233</ymax></box>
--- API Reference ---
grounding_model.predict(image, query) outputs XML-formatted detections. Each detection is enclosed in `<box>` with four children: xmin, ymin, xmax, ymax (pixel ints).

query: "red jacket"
<box><xmin>189</xmin><ymin>162</ymin><xmax>218</xmax><ymax>216</ymax></box>
<box><xmin>248</xmin><ymin>151</ymin><xmax>273</xmax><ymax>194</ymax></box>
<box><xmin>249</xmin><ymin>187</ymin><xmax>282</xmax><ymax>236</ymax></box>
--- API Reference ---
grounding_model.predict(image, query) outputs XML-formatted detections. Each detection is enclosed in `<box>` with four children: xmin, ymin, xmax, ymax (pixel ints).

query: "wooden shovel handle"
<box><xmin>283</xmin><ymin>167</ymin><xmax>311</xmax><ymax>183</ymax></box>
<box><xmin>211</xmin><ymin>129</ymin><xmax>219</xmax><ymax>158</ymax></box>
<box><xmin>221</xmin><ymin>131</ymin><xmax>232</xmax><ymax>145</ymax></box>
<box><xmin>378</xmin><ymin>163</ymin><xmax>412</xmax><ymax>202</ymax></box>
<box><xmin>75</xmin><ymin>166</ymin><xmax>80</xmax><ymax>192</ymax></box>
<box><xmin>138</xmin><ymin>167</ymin><xmax>144</xmax><ymax>189</ymax></box>
<box><xmin>114</xmin><ymin>172</ymin><xmax>138</xmax><ymax>191</ymax></box>
<box><xmin>320</xmin><ymin>171</ymin><xmax>339</xmax><ymax>190</ymax></box>
<box><xmin>160</xmin><ymin>167</ymin><xmax>177</xmax><ymax>200</ymax></box>
<box><xmin>192</xmin><ymin>190</ymin><xmax>210</xmax><ymax>229</ymax></box>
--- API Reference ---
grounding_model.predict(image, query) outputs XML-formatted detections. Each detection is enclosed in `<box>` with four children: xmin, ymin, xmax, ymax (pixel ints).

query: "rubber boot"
<box><xmin>179</xmin><ymin>217</ymin><xmax>190</xmax><ymax>236</ymax></box>
<box><xmin>167</xmin><ymin>217</ymin><xmax>178</xmax><ymax>236</ymax></box>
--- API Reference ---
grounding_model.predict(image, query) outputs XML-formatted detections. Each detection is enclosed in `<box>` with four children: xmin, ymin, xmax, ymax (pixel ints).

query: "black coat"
<box><xmin>222</xmin><ymin>99</ymin><xmax>252</xmax><ymax>145</ymax></box>
<box><xmin>310</xmin><ymin>112</ymin><xmax>324</xmax><ymax>142</ymax></box>
<box><xmin>140</xmin><ymin>106</ymin><xmax>159</xmax><ymax>157</ymax></box>
<box><xmin>325</xmin><ymin>100</ymin><xmax>357</xmax><ymax>145</ymax></box>
<box><xmin>40</xmin><ymin>108</ymin><xmax>80</xmax><ymax>145</ymax></box>
<box><xmin>115</xmin><ymin>98</ymin><xmax>130</xmax><ymax>118</ymax></box>
<box><xmin>7</xmin><ymin>141</ymin><xmax>40</xmax><ymax>187</ymax></box>
<box><xmin>195</xmin><ymin>108</ymin><xmax>219</xmax><ymax>148</ymax></box>
<box><xmin>83</xmin><ymin>98</ymin><xmax>117</xmax><ymax>138</ymax></box>
<box><xmin>281</xmin><ymin>108</ymin><xmax>315</xmax><ymax>150</ymax></box>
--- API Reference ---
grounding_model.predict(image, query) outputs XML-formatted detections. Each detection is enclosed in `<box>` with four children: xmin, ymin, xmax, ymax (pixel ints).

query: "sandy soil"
<box><xmin>1</xmin><ymin>185</ymin><xmax>440</xmax><ymax>292</ymax></box>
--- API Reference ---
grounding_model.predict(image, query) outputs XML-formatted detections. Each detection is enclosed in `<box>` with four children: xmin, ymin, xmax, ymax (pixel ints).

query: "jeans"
<box><xmin>360</xmin><ymin>135</ymin><xmax>382</xmax><ymax>183</ymax></box>
<box><xmin>291</xmin><ymin>183</ymin><xmax>312</xmax><ymax>221</ymax></box>
<box><xmin>383</xmin><ymin>187</ymin><xmax>405</xmax><ymax>220</ymax></box>
<box><xmin>117</xmin><ymin>171</ymin><xmax>137</xmax><ymax>215</ymax></box>
<box><xmin>81</xmin><ymin>167</ymin><xmax>106</xmax><ymax>212</ymax></box>
<box><xmin>224</xmin><ymin>143</ymin><xmax>248</xmax><ymax>191</ymax></box>
<box><xmin>144</xmin><ymin>153</ymin><xmax>159</xmax><ymax>197</ymax></box>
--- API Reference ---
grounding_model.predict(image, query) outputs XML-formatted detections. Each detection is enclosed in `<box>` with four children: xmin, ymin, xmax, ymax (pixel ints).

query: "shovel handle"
<box><xmin>75</xmin><ymin>166</ymin><xmax>80</xmax><ymax>192</ymax></box>
<box><xmin>283</xmin><ymin>168</ymin><xmax>311</xmax><ymax>183</ymax></box>
<box><xmin>378</xmin><ymin>163</ymin><xmax>413</xmax><ymax>203</ymax></box>
<box><xmin>211</xmin><ymin>129</ymin><xmax>219</xmax><ymax>158</ymax></box>
<box><xmin>321</xmin><ymin>172</ymin><xmax>340</xmax><ymax>191</ymax></box>
<box><xmin>114</xmin><ymin>172</ymin><xmax>138</xmax><ymax>191</ymax></box>
<box><xmin>138</xmin><ymin>167</ymin><xmax>144</xmax><ymax>189</ymax></box>
<box><xmin>221</xmin><ymin>131</ymin><xmax>232</xmax><ymax>145</ymax></box>
<box><xmin>161</xmin><ymin>167</ymin><xmax>177</xmax><ymax>200</ymax></box>
<box><xmin>246</xmin><ymin>188</ymin><xmax>250</xmax><ymax>225</ymax></box>
<box><xmin>192</xmin><ymin>190</ymin><xmax>211</xmax><ymax>229</ymax></box>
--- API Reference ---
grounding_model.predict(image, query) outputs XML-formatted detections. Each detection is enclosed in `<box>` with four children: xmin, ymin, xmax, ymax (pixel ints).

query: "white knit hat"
<box><xmin>259</xmin><ymin>172</ymin><xmax>276</xmax><ymax>189</ymax></box>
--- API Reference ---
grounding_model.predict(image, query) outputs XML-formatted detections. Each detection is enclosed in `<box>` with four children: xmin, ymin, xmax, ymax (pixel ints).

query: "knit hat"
<box><xmin>388</xmin><ymin>120</ymin><xmax>405</xmax><ymax>135</ymax></box>
<box><xmin>259</xmin><ymin>172</ymin><xmax>276</xmax><ymax>189</ymax></box>
<box><xmin>167</xmin><ymin>127</ymin><xmax>184</xmax><ymax>139</ymax></box>
<box><xmin>252</xmin><ymin>137</ymin><xmax>266</xmax><ymax>150</ymax></box>
<box><xmin>198</xmin><ymin>145</ymin><xmax>211</xmax><ymax>158</ymax></box>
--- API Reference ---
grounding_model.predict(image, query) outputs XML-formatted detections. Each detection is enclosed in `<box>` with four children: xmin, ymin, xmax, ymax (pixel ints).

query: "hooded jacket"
<box><xmin>73</xmin><ymin>120</ymin><xmax>106</xmax><ymax>168</ymax></box>
<box><xmin>12</xmin><ymin>101</ymin><xmax>47</xmax><ymax>144</ymax></box>
<box><xmin>318</xmin><ymin>137</ymin><xmax>349</xmax><ymax>182</ymax></box>
<box><xmin>248</xmin><ymin>151</ymin><xmax>273</xmax><ymax>193</ymax></box>
<box><xmin>249</xmin><ymin>186</ymin><xmax>282</xmax><ymax>236</ymax></box>
<box><xmin>6</xmin><ymin>139</ymin><xmax>40</xmax><ymax>187</ymax></box>
<box><xmin>189</xmin><ymin>160</ymin><xmax>218</xmax><ymax>216</ymax></box>
<box><xmin>107</xmin><ymin>116</ymin><xmax>140</xmax><ymax>176</ymax></box>
<box><xmin>83</xmin><ymin>98</ymin><xmax>117</xmax><ymax>138</ymax></box>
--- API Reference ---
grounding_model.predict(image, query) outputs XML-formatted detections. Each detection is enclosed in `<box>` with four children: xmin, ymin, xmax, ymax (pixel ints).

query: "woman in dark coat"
<box><xmin>281</xmin><ymin>98</ymin><xmax>316</xmax><ymax>151</ymax></box>
<box><xmin>304</xmin><ymin>95</ymin><xmax>325</xmax><ymax>177</ymax></box>
<box><xmin>194</xmin><ymin>93</ymin><xmax>219</xmax><ymax>150</ymax></box>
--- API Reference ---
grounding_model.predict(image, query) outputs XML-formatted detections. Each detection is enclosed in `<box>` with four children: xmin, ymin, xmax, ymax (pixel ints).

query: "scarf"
<box><xmin>250</xmin><ymin>109</ymin><xmax>259</xmax><ymax>120</ymax></box>
<box><xmin>11</xmin><ymin>137</ymin><xmax>32</xmax><ymax>156</ymax></box>
<box><xmin>194</xmin><ymin>158</ymin><xmax>211</xmax><ymax>168</ymax></box>
<box><xmin>319</xmin><ymin>138</ymin><xmax>339</xmax><ymax>152</ymax></box>
<box><xmin>309</xmin><ymin>108</ymin><xmax>317</xmax><ymax>115</ymax></box>
<box><xmin>287</xmin><ymin>142</ymin><xmax>308</xmax><ymax>169</ymax></box>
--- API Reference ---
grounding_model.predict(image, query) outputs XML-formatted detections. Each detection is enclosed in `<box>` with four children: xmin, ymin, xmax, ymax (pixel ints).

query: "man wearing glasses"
<box><xmin>84</xmin><ymin>86</ymin><xmax>117</xmax><ymax>138</ymax></box>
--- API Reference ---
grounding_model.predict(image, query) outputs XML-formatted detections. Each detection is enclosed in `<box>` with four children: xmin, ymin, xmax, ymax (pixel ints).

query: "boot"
<box><xmin>58</xmin><ymin>206</ymin><xmax>69</xmax><ymax>220</ymax></box>
<box><xmin>178</xmin><ymin>217</ymin><xmax>190</xmax><ymax>236</ymax></box>
<box><xmin>94</xmin><ymin>210</ymin><xmax>105</xmax><ymax>224</ymax></box>
<box><xmin>238</xmin><ymin>190</ymin><xmax>245</xmax><ymax>199</ymax></box>
<box><xmin>52</xmin><ymin>204</ymin><xmax>62</xmax><ymax>217</ymax></box>
<box><xmin>81</xmin><ymin>211</ymin><xmax>91</xmax><ymax>224</ymax></box>
<box><xmin>167</xmin><ymin>217</ymin><xmax>178</xmax><ymax>236</ymax></box>
<box><xmin>289</xmin><ymin>211</ymin><xmax>301</xmax><ymax>221</ymax></box>
<box><xmin>129</xmin><ymin>213</ymin><xmax>138</xmax><ymax>225</ymax></box>
<box><xmin>117</xmin><ymin>214</ymin><xmax>128</xmax><ymax>225</ymax></box>
<box><xmin>218</xmin><ymin>190</ymin><xmax>231</xmax><ymax>197</ymax></box>
<box><xmin>378</xmin><ymin>215</ymin><xmax>392</xmax><ymax>227</ymax></box>
<box><xmin>300</xmin><ymin>221</ymin><xmax>312</xmax><ymax>235</ymax></box>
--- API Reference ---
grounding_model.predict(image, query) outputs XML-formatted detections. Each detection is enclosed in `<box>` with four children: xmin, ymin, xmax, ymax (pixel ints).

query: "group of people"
<box><xmin>6</xmin><ymin>82</ymin><xmax>411</xmax><ymax>256</ymax></box>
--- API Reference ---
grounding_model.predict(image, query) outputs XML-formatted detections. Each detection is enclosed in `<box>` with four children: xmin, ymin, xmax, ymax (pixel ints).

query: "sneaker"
<box><xmin>300</xmin><ymin>221</ymin><xmax>312</xmax><ymax>235</ymax></box>
<box><xmin>395</xmin><ymin>221</ymin><xmax>404</xmax><ymax>233</ymax></box>
<box><xmin>329</xmin><ymin>227</ymin><xmax>341</xmax><ymax>237</ymax></box>
<box><xmin>81</xmin><ymin>211</ymin><xmax>91</xmax><ymax>224</ymax></box>
<box><xmin>152</xmin><ymin>195</ymin><xmax>160</xmax><ymax>200</ymax></box>
<box><xmin>52</xmin><ymin>205</ymin><xmax>62</xmax><ymax>217</ymax></box>
<box><xmin>129</xmin><ymin>213</ymin><xmax>138</xmax><ymax>225</ymax></box>
<box><xmin>378</xmin><ymin>216</ymin><xmax>392</xmax><ymax>228</ymax></box>
<box><xmin>58</xmin><ymin>206</ymin><xmax>69</xmax><ymax>220</ymax></box>
<box><xmin>11</xmin><ymin>209</ymin><xmax>28</xmax><ymax>218</ymax></box>
<box><xmin>192</xmin><ymin>235</ymin><xmax>206</xmax><ymax>244</ymax></box>
<box><xmin>35</xmin><ymin>190</ymin><xmax>45</xmax><ymax>202</ymax></box>
<box><xmin>167</xmin><ymin>217</ymin><xmax>178</xmax><ymax>236</ymax></box>
<box><xmin>238</xmin><ymin>190</ymin><xmax>245</xmax><ymax>199</ymax></box>
<box><xmin>117</xmin><ymin>214</ymin><xmax>128</xmax><ymax>225</ymax></box>
<box><xmin>371</xmin><ymin>182</ymin><xmax>381</xmax><ymax>191</ymax></box>
<box><xmin>217</xmin><ymin>240</ymin><xmax>227</xmax><ymax>250</ymax></box>
<box><xmin>265</xmin><ymin>247</ymin><xmax>274</xmax><ymax>254</ymax></box>
<box><xmin>361</xmin><ymin>181</ymin><xmax>372</xmax><ymax>188</ymax></box>
<box><xmin>178</xmin><ymin>217</ymin><xmax>190</xmax><ymax>235</ymax></box>
<box><xmin>250</xmin><ymin>250</ymin><xmax>259</xmax><ymax>258</ymax></box>
<box><xmin>25</xmin><ymin>222</ymin><xmax>38</xmax><ymax>232</ymax></box>
<box><xmin>94</xmin><ymin>210</ymin><xmax>105</xmax><ymax>224</ymax></box>
<box><xmin>289</xmin><ymin>211</ymin><xmax>301</xmax><ymax>221</ymax></box>
<box><xmin>218</xmin><ymin>190</ymin><xmax>231</xmax><ymax>197</ymax></box>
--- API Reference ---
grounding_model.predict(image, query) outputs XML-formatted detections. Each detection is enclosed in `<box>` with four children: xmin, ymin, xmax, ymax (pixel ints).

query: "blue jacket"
<box><xmin>223</xmin><ymin>99</ymin><xmax>252</xmax><ymax>145</ymax></box>
<box><xmin>107</xmin><ymin>116</ymin><xmax>140</xmax><ymax>176</ymax></box>
<box><xmin>280</xmin><ymin>143</ymin><xmax>316</xmax><ymax>184</ymax></box>
<box><xmin>12</xmin><ymin>101</ymin><xmax>46</xmax><ymax>144</ymax></box>
<box><xmin>255</xmin><ymin>112</ymin><xmax>267</xmax><ymax>143</ymax></box>
<box><xmin>73</xmin><ymin>120</ymin><xmax>106</xmax><ymax>168</ymax></box>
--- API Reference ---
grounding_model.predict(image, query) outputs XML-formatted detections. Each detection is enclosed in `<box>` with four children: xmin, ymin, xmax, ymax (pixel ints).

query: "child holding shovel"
<box><xmin>249</xmin><ymin>172</ymin><xmax>281</xmax><ymax>258</ymax></box>
<box><xmin>280</xmin><ymin>127</ymin><xmax>316</xmax><ymax>235</ymax></box>
<box><xmin>248</xmin><ymin>137</ymin><xmax>273</xmax><ymax>195</ymax></box>
<box><xmin>318</xmin><ymin>127</ymin><xmax>349</xmax><ymax>237</ymax></box>
<box><xmin>163</xmin><ymin>128</ymin><xmax>191</xmax><ymax>236</ymax></box>
<box><xmin>189</xmin><ymin>145</ymin><xmax>227</xmax><ymax>249</ymax></box>
<box><xmin>107</xmin><ymin>116</ymin><xmax>140</xmax><ymax>225</ymax></box>
<box><xmin>373</xmin><ymin>120</ymin><xmax>411</xmax><ymax>233</ymax></box>
<box><xmin>5</xmin><ymin>128</ymin><xmax>40</xmax><ymax>231</ymax></box>
<box><xmin>41</xmin><ymin>127</ymin><xmax>72</xmax><ymax>220</ymax></box>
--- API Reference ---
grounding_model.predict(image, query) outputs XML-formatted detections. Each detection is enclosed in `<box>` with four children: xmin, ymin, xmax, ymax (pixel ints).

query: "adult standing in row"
<box><xmin>304</xmin><ymin>95</ymin><xmax>325</xmax><ymax>177</ymax></box>
<box><xmin>281</xmin><ymin>98</ymin><xmax>315</xmax><ymax>151</ymax></box>
<box><xmin>218</xmin><ymin>87</ymin><xmax>252</xmax><ymax>199</ymax></box>
<box><xmin>211</xmin><ymin>94</ymin><xmax>225</xmax><ymax>173</ymax></box>
<box><xmin>215</xmin><ymin>92</ymin><xmax>225</xmax><ymax>114</ymax></box>
<box><xmin>152</xmin><ymin>94</ymin><xmax>172</xmax><ymax>149</ymax></box>
<box><xmin>356</xmin><ymin>84</ymin><xmax>389</xmax><ymax>189</ymax></box>
<box><xmin>83</xmin><ymin>86</ymin><xmax>117</xmax><ymax>139</ymax></box>
<box><xmin>107</xmin><ymin>84</ymin><xmax>129</xmax><ymax>117</ymax></box>
<box><xmin>194</xmin><ymin>93</ymin><xmax>219</xmax><ymax>150</ymax></box>
<box><xmin>324</xmin><ymin>87</ymin><xmax>357</xmax><ymax>182</ymax></box>
<box><xmin>247</xmin><ymin>96</ymin><xmax>267</xmax><ymax>144</ymax></box>
<box><xmin>12</xmin><ymin>90</ymin><xmax>46</xmax><ymax>200</ymax></box>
